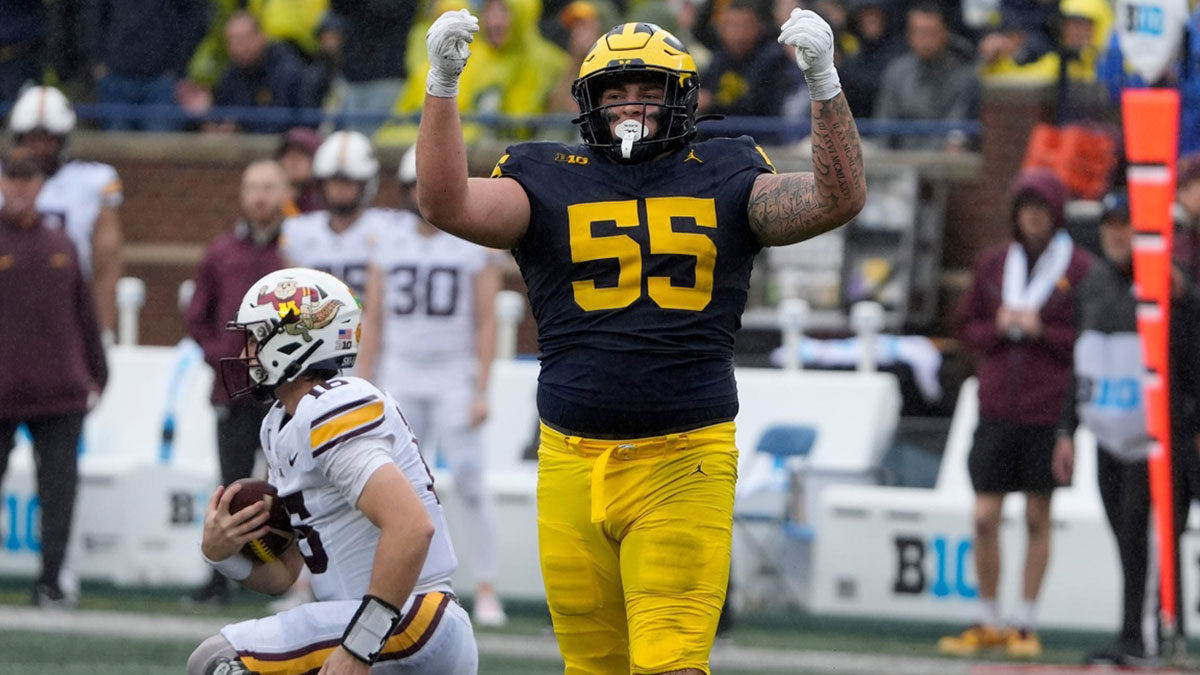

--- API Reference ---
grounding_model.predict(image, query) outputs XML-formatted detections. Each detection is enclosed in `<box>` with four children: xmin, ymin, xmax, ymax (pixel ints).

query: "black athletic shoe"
<box><xmin>1085</xmin><ymin>642</ymin><xmax>1156</xmax><ymax>667</ymax></box>
<box><xmin>32</xmin><ymin>581</ymin><xmax>76</xmax><ymax>610</ymax></box>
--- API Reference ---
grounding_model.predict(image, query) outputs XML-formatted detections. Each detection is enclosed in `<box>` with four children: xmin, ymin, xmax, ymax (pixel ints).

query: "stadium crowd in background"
<box><xmin>11</xmin><ymin>0</ymin><xmax>1189</xmax><ymax>146</ymax></box>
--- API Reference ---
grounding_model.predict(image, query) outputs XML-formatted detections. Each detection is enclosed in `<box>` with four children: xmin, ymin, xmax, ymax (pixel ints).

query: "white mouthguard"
<box><xmin>615</xmin><ymin>120</ymin><xmax>648</xmax><ymax>159</ymax></box>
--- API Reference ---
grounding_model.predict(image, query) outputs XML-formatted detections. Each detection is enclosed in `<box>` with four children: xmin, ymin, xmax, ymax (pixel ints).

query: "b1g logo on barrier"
<box><xmin>892</xmin><ymin>534</ymin><xmax>977</xmax><ymax>599</ymax></box>
<box><xmin>1</xmin><ymin>492</ymin><xmax>41</xmax><ymax>553</ymax></box>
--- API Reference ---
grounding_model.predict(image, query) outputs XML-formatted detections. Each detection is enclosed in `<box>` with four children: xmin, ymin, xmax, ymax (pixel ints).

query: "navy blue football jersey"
<box><xmin>493</xmin><ymin>136</ymin><xmax>774</xmax><ymax>436</ymax></box>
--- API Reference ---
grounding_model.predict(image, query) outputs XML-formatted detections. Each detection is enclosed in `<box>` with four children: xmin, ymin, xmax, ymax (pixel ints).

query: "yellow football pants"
<box><xmin>536</xmin><ymin>421</ymin><xmax>738</xmax><ymax>674</ymax></box>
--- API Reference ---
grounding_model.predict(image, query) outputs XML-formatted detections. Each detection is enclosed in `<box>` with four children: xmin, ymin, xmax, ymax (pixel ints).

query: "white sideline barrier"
<box><xmin>455</xmin><ymin>360</ymin><xmax>902</xmax><ymax>602</ymax></box>
<box><xmin>1</xmin><ymin>347</ymin><xmax>904</xmax><ymax>606</ymax></box>
<box><xmin>0</xmin><ymin>343</ymin><xmax>218</xmax><ymax>586</ymax></box>
<box><xmin>812</xmin><ymin>376</ymin><xmax>1200</xmax><ymax>636</ymax></box>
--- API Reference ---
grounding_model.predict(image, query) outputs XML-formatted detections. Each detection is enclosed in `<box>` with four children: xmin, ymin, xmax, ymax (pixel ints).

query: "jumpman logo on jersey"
<box><xmin>685</xmin><ymin>149</ymin><xmax>703</xmax><ymax>164</ymax></box>
<box><xmin>690</xmin><ymin>461</ymin><xmax>708</xmax><ymax>477</ymax></box>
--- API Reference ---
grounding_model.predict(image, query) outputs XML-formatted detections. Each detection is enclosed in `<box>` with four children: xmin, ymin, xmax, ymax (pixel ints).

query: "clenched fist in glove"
<box><xmin>778</xmin><ymin>9</ymin><xmax>841</xmax><ymax>102</ymax></box>
<box><xmin>426</xmin><ymin>9</ymin><xmax>479</xmax><ymax>98</ymax></box>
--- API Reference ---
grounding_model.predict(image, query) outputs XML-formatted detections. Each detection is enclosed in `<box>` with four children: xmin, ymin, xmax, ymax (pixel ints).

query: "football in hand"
<box><xmin>227</xmin><ymin>478</ymin><xmax>295</xmax><ymax>563</ymax></box>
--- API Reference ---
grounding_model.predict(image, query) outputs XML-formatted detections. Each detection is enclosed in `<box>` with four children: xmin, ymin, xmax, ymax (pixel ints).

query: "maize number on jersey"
<box><xmin>568</xmin><ymin>197</ymin><xmax>717</xmax><ymax>311</ymax></box>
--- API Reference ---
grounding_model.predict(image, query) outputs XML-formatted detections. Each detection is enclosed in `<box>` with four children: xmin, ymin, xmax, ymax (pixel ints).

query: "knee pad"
<box><xmin>538</xmin><ymin>521</ymin><xmax>604</xmax><ymax>616</ymax></box>
<box><xmin>187</xmin><ymin>635</ymin><xmax>244</xmax><ymax>675</ymax></box>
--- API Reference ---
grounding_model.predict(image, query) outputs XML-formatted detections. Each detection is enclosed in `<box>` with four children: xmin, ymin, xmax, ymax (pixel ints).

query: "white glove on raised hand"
<box><xmin>778</xmin><ymin>8</ymin><xmax>841</xmax><ymax>102</ymax></box>
<box><xmin>426</xmin><ymin>9</ymin><xmax>479</xmax><ymax>98</ymax></box>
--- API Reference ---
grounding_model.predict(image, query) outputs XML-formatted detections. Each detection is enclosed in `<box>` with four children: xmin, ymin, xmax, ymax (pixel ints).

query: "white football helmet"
<box><xmin>313</xmin><ymin>130</ymin><xmax>379</xmax><ymax>211</ymax></box>
<box><xmin>222</xmin><ymin>268</ymin><xmax>362</xmax><ymax>400</ymax></box>
<box><xmin>397</xmin><ymin>145</ymin><xmax>416</xmax><ymax>185</ymax></box>
<box><xmin>9</xmin><ymin>86</ymin><xmax>77</xmax><ymax>136</ymax></box>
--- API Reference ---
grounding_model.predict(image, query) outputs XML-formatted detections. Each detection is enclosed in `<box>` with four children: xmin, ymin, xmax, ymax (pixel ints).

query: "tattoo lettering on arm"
<box><xmin>748</xmin><ymin>94</ymin><xmax>866</xmax><ymax>247</ymax></box>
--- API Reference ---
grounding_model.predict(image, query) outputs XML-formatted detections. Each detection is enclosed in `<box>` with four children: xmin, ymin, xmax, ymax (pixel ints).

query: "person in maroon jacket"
<box><xmin>0</xmin><ymin>147</ymin><xmax>107</xmax><ymax>608</ymax></box>
<box><xmin>939</xmin><ymin>168</ymin><xmax>1093</xmax><ymax>657</ymax></box>
<box><xmin>183</xmin><ymin>159</ymin><xmax>288</xmax><ymax>604</ymax></box>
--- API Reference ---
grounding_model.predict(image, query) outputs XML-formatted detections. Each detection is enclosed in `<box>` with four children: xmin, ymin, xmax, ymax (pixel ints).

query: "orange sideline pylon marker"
<box><xmin>1122</xmin><ymin>87</ymin><xmax>1179</xmax><ymax>639</ymax></box>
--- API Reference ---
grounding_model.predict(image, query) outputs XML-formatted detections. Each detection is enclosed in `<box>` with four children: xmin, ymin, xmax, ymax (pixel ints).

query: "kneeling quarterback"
<box><xmin>188</xmin><ymin>268</ymin><xmax>478</xmax><ymax>675</ymax></box>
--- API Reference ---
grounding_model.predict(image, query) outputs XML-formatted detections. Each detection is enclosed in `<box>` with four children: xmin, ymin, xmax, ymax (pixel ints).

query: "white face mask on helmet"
<box><xmin>9</xmin><ymin>86</ymin><xmax>76</xmax><ymax>136</ymax></box>
<box><xmin>313</xmin><ymin>130</ymin><xmax>380</xmax><ymax>212</ymax></box>
<box><xmin>222</xmin><ymin>268</ymin><xmax>362</xmax><ymax>401</ymax></box>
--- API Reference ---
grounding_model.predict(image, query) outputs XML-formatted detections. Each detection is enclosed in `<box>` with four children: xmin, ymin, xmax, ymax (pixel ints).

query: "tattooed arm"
<box><xmin>747</xmin><ymin>92</ymin><xmax>866</xmax><ymax>247</ymax></box>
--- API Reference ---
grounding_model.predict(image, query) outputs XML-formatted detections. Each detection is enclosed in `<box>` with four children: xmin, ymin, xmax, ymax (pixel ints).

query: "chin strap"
<box><xmin>280</xmin><ymin>339</ymin><xmax>325</xmax><ymax>382</ymax></box>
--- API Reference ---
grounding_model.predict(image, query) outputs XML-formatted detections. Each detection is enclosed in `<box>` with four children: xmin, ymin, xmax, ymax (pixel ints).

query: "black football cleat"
<box><xmin>205</xmin><ymin>657</ymin><xmax>253</xmax><ymax>675</ymax></box>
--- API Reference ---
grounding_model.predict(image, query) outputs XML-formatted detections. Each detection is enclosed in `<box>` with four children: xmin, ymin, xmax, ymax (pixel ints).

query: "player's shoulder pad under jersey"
<box><xmin>490</xmin><ymin>141</ymin><xmax>587</xmax><ymax>180</ymax></box>
<box><xmin>361</xmin><ymin>206</ymin><xmax>413</xmax><ymax>226</ymax></box>
<box><xmin>372</xmin><ymin>210</ymin><xmax>420</xmax><ymax>246</ymax></box>
<box><xmin>300</xmin><ymin>377</ymin><xmax>387</xmax><ymax>458</ymax></box>
<box><xmin>63</xmin><ymin>160</ymin><xmax>123</xmax><ymax>203</ymax></box>
<box><xmin>280</xmin><ymin>210</ymin><xmax>327</xmax><ymax>250</ymax></box>
<box><xmin>689</xmin><ymin>135</ymin><xmax>777</xmax><ymax>175</ymax></box>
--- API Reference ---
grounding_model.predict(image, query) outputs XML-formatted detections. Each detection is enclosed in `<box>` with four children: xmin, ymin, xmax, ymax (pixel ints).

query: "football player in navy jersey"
<box><xmin>416</xmin><ymin>9</ymin><xmax>865</xmax><ymax>674</ymax></box>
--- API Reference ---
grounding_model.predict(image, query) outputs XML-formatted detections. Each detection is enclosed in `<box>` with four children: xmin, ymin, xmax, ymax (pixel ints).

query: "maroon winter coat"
<box><xmin>957</xmin><ymin>243</ymin><xmax>1093</xmax><ymax>426</ymax></box>
<box><xmin>186</xmin><ymin>222</ymin><xmax>284</xmax><ymax>404</ymax></box>
<box><xmin>0</xmin><ymin>214</ymin><xmax>107</xmax><ymax>419</ymax></box>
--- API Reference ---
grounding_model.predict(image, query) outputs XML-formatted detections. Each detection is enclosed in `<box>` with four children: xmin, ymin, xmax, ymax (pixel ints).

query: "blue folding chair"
<box><xmin>733</xmin><ymin>424</ymin><xmax>818</xmax><ymax>608</ymax></box>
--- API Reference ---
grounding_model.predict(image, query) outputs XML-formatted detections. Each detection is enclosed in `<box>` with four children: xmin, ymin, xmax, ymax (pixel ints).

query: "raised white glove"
<box><xmin>778</xmin><ymin>8</ymin><xmax>841</xmax><ymax>102</ymax></box>
<box><xmin>425</xmin><ymin>9</ymin><xmax>479</xmax><ymax>98</ymax></box>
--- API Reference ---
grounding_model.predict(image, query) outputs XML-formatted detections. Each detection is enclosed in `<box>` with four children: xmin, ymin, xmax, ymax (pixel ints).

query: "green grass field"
<box><xmin>0</xmin><ymin>578</ymin><xmax>1194</xmax><ymax>674</ymax></box>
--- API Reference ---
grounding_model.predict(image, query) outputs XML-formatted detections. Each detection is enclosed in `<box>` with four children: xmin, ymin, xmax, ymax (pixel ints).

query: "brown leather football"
<box><xmin>227</xmin><ymin>478</ymin><xmax>294</xmax><ymax>563</ymax></box>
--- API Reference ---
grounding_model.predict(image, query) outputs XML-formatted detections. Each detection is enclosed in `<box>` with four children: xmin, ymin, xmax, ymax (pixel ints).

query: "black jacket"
<box><xmin>86</xmin><ymin>0</ymin><xmax>208</xmax><ymax>79</ymax></box>
<box><xmin>330</xmin><ymin>0</ymin><xmax>417</xmax><ymax>83</ymax></box>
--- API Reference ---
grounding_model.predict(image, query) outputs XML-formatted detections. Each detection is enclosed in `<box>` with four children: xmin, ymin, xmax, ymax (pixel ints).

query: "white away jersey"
<box><xmin>0</xmin><ymin>160</ymin><xmax>122</xmax><ymax>277</ymax></box>
<box><xmin>372</xmin><ymin>219</ymin><xmax>490</xmax><ymax>371</ymax></box>
<box><xmin>259</xmin><ymin>377</ymin><xmax>457</xmax><ymax>601</ymax></box>
<box><xmin>281</xmin><ymin>208</ymin><xmax>405</xmax><ymax>297</ymax></box>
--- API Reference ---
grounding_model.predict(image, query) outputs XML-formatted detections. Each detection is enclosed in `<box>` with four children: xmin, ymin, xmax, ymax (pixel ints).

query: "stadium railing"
<box><xmin>0</xmin><ymin>103</ymin><xmax>982</xmax><ymax>142</ymax></box>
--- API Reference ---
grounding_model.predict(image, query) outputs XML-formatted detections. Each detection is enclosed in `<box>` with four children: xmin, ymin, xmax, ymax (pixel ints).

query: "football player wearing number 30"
<box><xmin>416</xmin><ymin>9</ymin><xmax>865</xmax><ymax>675</ymax></box>
<box><xmin>188</xmin><ymin>268</ymin><xmax>477</xmax><ymax>675</ymax></box>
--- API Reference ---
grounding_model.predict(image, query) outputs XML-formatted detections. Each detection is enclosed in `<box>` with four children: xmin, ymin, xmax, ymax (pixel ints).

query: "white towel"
<box><xmin>1002</xmin><ymin>231</ymin><xmax>1073</xmax><ymax>310</ymax></box>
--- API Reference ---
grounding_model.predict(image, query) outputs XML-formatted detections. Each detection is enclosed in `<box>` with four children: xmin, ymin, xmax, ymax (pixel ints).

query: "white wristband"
<box><xmin>426</xmin><ymin>68</ymin><xmax>460</xmax><ymax>99</ymax></box>
<box><xmin>805</xmin><ymin>64</ymin><xmax>842</xmax><ymax>102</ymax></box>
<box><xmin>342</xmin><ymin>595</ymin><xmax>403</xmax><ymax>664</ymax></box>
<box><xmin>202</xmin><ymin>548</ymin><xmax>253</xmax><ymax>581</ymax></box>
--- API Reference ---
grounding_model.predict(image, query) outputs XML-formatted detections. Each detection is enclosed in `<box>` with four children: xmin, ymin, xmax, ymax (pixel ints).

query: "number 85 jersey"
<box><xmin>492</xmin><ymin>136</ymin><xmax>774</xmax><ymax>425</ymax></box>
<box><xmin>259</xmin><ymin>376</ymin><xmax>457</xmax><ymax>601</ymax></box>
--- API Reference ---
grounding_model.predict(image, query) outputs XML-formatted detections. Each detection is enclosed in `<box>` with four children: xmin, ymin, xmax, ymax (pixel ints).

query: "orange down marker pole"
<box><xmin>1122</xmin><ymin>88</ymin><xmax>1179</xmax><ymax>637</ymax></box>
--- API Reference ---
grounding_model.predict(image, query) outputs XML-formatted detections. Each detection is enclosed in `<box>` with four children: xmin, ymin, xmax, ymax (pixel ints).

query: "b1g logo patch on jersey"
<box><xmin>554</xmin><ymin>153</ymin><xmax>590</xmax><ymax>165</ymax></box>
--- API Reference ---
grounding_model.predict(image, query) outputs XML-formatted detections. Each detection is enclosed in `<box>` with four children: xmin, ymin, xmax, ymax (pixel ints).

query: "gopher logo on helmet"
<box><xmin>256</xmin><ymin>281</ymin><xmax>343</xmax><ymax>342</ymax></box>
